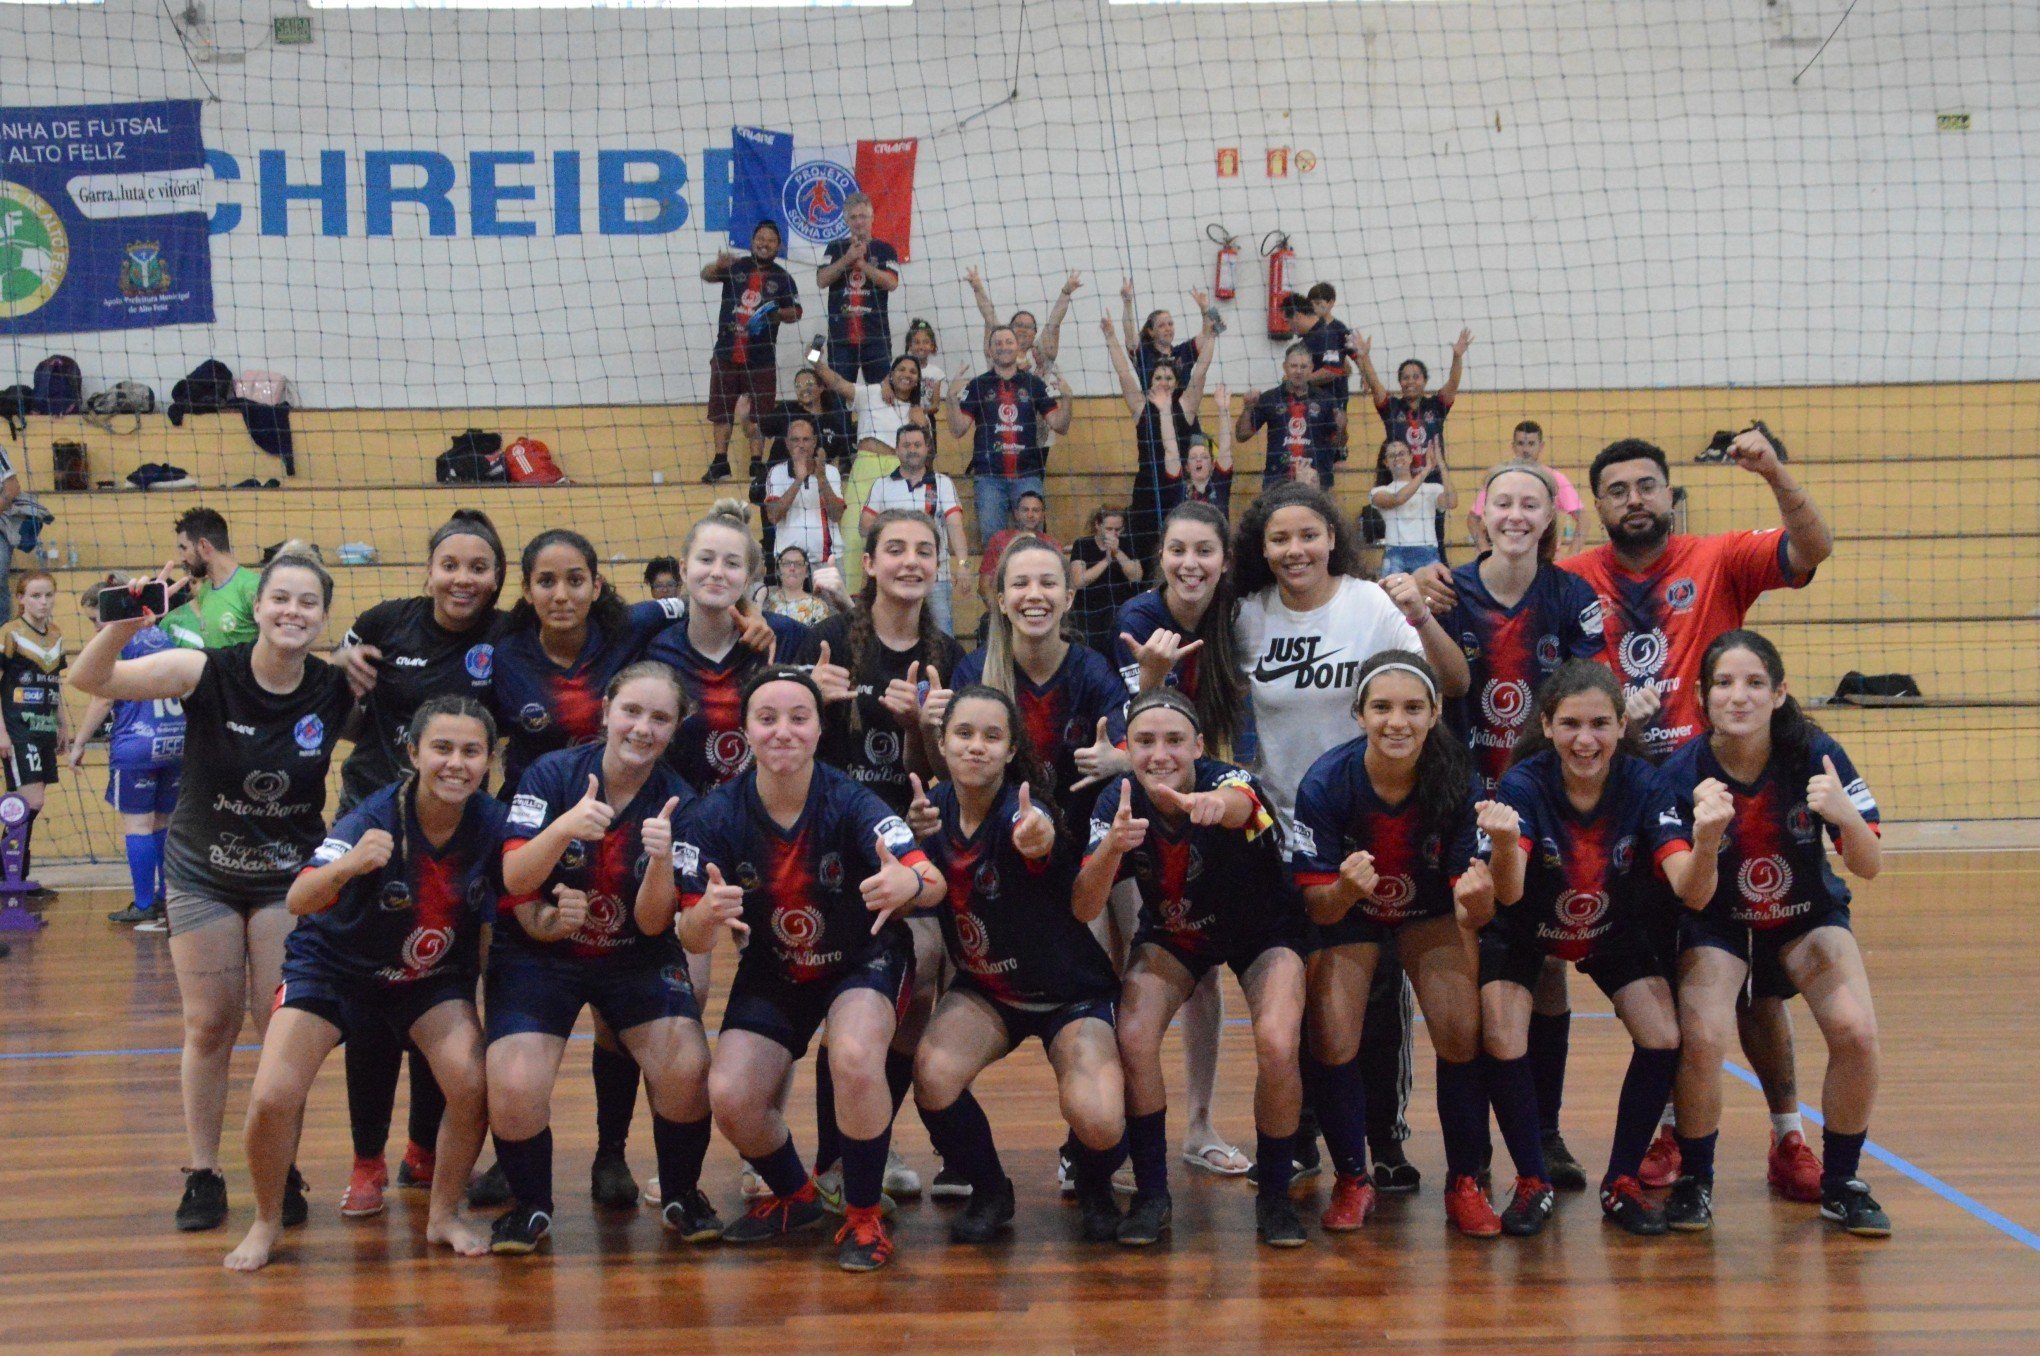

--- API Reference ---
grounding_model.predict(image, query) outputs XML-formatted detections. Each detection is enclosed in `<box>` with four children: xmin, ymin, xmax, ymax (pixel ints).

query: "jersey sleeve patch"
<box><xmin>508</xmin><ymin>793</ymin><xmax>549</xmax><ymax>831</ymax></box>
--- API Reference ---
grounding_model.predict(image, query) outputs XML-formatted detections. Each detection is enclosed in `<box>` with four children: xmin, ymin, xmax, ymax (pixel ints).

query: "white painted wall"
<box><xmin>5</xmin><ymin>0</ymin><xmax>2035</xmax><ymax>406</ymax></box>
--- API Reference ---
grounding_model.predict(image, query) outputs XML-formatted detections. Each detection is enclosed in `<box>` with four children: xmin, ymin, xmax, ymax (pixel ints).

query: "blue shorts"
<box><xmin>1313</xmin><ymin>899</ymin><xmax>1455</xmax><ymax>951</ymax></box>
<box><xmin>484</xmin><ymin>948</ymin><xmax>701</xmax><ymax>1044</ymax></box>
<box><xmin>275</xmin><ymin>963</ymin><xmax>473</xmax><ymax>1044</ymax></box>
<box><xmin>722</xmin><ymin>929</ymin><xmax>915</xmax><ymax>1059</ymax></box>
<box><xmin>1133</xmin><ymin>918</ymin><xmax>1307</xmax><ymax>986</ymax></box>
<box><xmin>1679</xmin><ymin>904</ymin><xmax>1851</xmax><ymax>1003</ymax></box>
<box><xmin>952</xmin><ymin>977</ymin><xmax>1116</xmax><ymax>1053</ymax></box>
<box><xmin>106</xmin><ymin>765</ymin><xmax>181</xmax><ymax>816</ymax></box>
<box><xmin>1479</xmin><ymin>924</ymin><xmax>1667</xmax><ymax>1002</ymax></box>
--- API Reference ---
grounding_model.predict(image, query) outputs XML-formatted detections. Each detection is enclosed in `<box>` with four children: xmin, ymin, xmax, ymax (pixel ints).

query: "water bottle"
<box><xmin>65</xmin><ymin>542</ymin><xmax>78</xmax><ymax>569</ymax></box>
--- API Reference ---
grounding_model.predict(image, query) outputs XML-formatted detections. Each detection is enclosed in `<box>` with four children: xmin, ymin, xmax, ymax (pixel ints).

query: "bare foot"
<box><xmin>426</xmin><ymin>1214</ymin><xmax>490</xmax><ymax>1258</ymax></box>
<box><xmin>223</xmin><ymin>1219</ymin><xmax>282</xmax><ymax>1272</ymax></box>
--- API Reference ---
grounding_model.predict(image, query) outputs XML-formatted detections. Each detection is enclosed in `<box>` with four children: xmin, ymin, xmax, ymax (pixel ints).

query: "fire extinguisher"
<box><xmin>1262</xmin><ymin>231</ymin><xmax>1295</xmax><ymax>338</ymax></box>
<box><xmin>1207</xmin><ymin>223</ymin><xmax>1240</xmax><ymax>302</ymax></box>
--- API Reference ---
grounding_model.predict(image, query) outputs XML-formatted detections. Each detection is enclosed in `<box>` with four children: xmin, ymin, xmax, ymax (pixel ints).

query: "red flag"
<box><xmin>854</xmin><ymin>139</ymin><xmax>918</xmax><ymax>262</ymax></box>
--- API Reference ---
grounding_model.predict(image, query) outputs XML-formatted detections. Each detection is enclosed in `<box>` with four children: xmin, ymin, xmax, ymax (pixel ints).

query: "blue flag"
<box><xmin>728</xmin><ymin>126</ymin><xmax>793</xmax><ymax>249</ymax></box>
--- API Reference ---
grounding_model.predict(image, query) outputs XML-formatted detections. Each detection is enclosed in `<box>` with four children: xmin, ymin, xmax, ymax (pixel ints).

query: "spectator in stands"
<box><xmin>701</xmin><ymin>221</ymin><xmax>803</xmax><ymax>485</ymax></box>
<box><xmin>1069</xmin><ymin>506</ymin><xmax>1144</xmax><ymax>660</ymax></box>
<box><xmin>753</xmin><ymin>545</ymin><xmax>836</xmax><ymax>627</ymax></box>
<box><xmin>1237</xmin><ymin>345</ymin><xmax>1346</xmax><ymax>489</ymax></box>
<box><xmin>817</xmin><ymin>193</ymin><xmax>901</xmax><ymax>385</ymax></box>
<box><xmin>643</xmin><ymin>557</ymin><xmax>680</xmax><ymax>602</ymax></box>
<box><xmin>763</xmin><ymin>418</ymin><xmax>847</xmax><ymax>568</ymax></box>
<box><xmin>1167</xmin><ymin>415</ymin><xmax>1237</xmax><ymax>521</ymax></box>
<box><xmin>1302</xmin><ymin>284</ymin><xmax>1353</xmax><ymax>408</ymax></box>
<box><xmin>1353</xmin><ymin>328</ymin><xmax>1472</xmax><ymax>478</ymax></box>
<box><xmin>160</xmin><ymin>507</ymin><xmax>257</xmax><ymax>650</ymax></box>
<box><xmin>1121</xmin><ymin>280</ymin><xmax>1217</xmax><ymax>390</ymax></box>
<box><xmin>1102</xmin><ymin>305</ymin><xmax>1216</xmax><ymax>567</ymax></box>
<box><xmin>1470</xmin><ymin>422</ymin><xmax>1585</xmax><ymax>556</ymax></box>
<box><xmin>814</xmin><ymin>353</ymin><xmax>929</xmax><ymax>592</ymax></box>
<box><xmin>0</xmin><ymin>440</ymin><xmax>20</xmax><ymax>627</ymax></box>
<box><xmin>948</xmin><ymin>326</ymin><xmax>1071</xmax><ymax>538</ymax></box>
<box><xmin>905</xmin><ymin>321</ymin><xmax>946</xmax><ymax>415</ymax></box>
<box><xmin>753</xmin><ymin>369</ymin><xmax>854</xmax><ymax>472</ymax></box>
<box><xmin>1370</xmin><ymin>440</ymin><xmax>1457</xmax><ymax>577</ymax></box>
<box><xmin>862</xmin><ymin>426</ymin><xmax>967</xmax><ymax>636</ymax></box>
<box><xmin>966</xmin><ymin>268</ymin><xmax>1080</xmax><ymax>374</ymax></box>
<box><xmin>976</xmin><ymin>491</ymin><xmax>1059</xmax><ymax>620</ymax></box>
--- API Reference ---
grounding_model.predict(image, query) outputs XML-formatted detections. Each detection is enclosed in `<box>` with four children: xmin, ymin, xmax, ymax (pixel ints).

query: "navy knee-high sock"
<box><xmin>1821</xmin><ymin>1129</ymin><xmax>1868</xmax><ymax>1192</ymax></box>
<box><xmin>1605</xmin><ymin>1046</ymin><xmax>1681</xmax><ymax>1188</ymax></box>
<box><xmin>342</xmin><ymin>1022</ymin><xmax>403</xmax><ymax>1159</ymax></box>
<box><xmin>1434</xmin><ymin>1058</ymin><xmax>1489</xmax><ymax>1182</ymax></box>
<box><xmin>1127</xmin><ymin>1108</ymin><xmax>1169</xmax><ymax>1196</ymax></box>
<box><xmin>1484</xmin><ymin>1053</ymin><xmax>1549</xmax><ymax>1182</ymax></box>
<box><xmin>1070</xmin><ymin>1137</ymin><xmax>1126</xmax><ymax>1196</ymax></box>
<box><xmin>813</xmin><ymin>1048</ymin><xmax>842</xmax><ymax>1172</ymax></box>
<box><xmin>1308</xmin><ymin>1053</ymin><xmax>1370</xmax><ymax>1179</ymax></box>
<box><xmin>405</xmin><ymin>1047</ymin><xmax>447</xmax><ymax>1151</ymax></box>
<box><xmin>652</xmin><ymin>1113</ymin><xmax>713</xmax><ymax>1205</ymax></box>
<box><xmin>885</xmin><ymin>1049</ymin><xmax>915</xmax><ymax>1119</ymax></box>
<box><xmin>1256</xmin><ymin>1130</ymin><xmax>1296</xmax><ymax>1202</ymax></box>
<box><xmin>840</xmin><ymin>1129</ymin><xmax>893</xmax><ymax>1211</ymax></box>
<box><xmin>493</xmin><ymin>1128</ymin><xmax>555</xmax><ymax>1214</ymax></box>
<box><xmin>1528</xmin><ymin>1010</ymin><xmax>1571</xmax><ymax>1137</ymax></box>
<box><xmin>745</xmin><ymin>1134</ymin><xmax>810</xmax><ymax>1200</ymax></box>
<box><xmin>1675</xmin><ymin>1130</ymin><xmax>1718</xmax><ymax>1186</ymax></box>
<box><xmin>591</xmin><ymin>1043</ymin><xmax>640</xmax><ymax>1152</ymax></box>
<box><xmin>919</xmin><ymin>1092</ymin><xmax>1004</xmax><ymax>1192</ymax></box>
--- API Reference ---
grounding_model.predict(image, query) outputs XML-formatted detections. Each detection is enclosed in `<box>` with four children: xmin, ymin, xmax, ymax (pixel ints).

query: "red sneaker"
<box><xmin>1639</xmin><ymin>1125</ymin><xmax>1681</xmax><ymax>1189</ymax></box>
<box><xmin>1319</xmin><ymin>1174</ymin><xmax>1378</xmax><ymax>1232</ymax></box>
<box><xmin>1444</xmin><ymin>1174</ymin><xmax>1502</xmax><ymax>1238</ymax></box>
<box><xmin>835</xmin><ymin>1203</ymin><xmax>896</xmax><ymax>1272</ymax></box>
<box><xmin>340</xmin><ymin>1155</ymin><xmax>388</xmax><ymax>1218</ymax></box>
<box><xmin>397</xmin><ymin>1140</ymin><xmax>435</xmax><ymax>1189</ymax></box>
<box><xmin>1768</xmin><ymin>1130</ymin><xmax>1823</xmax><ymax>1203</ymax></box>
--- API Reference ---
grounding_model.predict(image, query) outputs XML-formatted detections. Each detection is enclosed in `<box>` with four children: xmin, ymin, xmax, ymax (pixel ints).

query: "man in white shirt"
<box><xmin>763</xmin><ymin>417</ymin><xmax>846</xmax><ymax>566</ymax></box>
<box><xmin>861</xmin><ymin>425</ymin><xmax>967</xmax><ymax>635</ymax></box>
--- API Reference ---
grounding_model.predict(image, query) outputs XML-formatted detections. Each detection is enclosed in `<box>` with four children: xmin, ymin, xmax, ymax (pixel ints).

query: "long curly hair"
<box><xmin>1232</xmin><ymin>482</ymin><xmax>1362</xmax><ymax>596</ymax></box>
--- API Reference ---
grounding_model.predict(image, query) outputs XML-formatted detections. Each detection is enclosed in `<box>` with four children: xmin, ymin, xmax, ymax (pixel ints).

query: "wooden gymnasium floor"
<box><xmin>2</xmin><ymin>851</ymin><xmax>2036</xmax><ymax>1353</ymax></box>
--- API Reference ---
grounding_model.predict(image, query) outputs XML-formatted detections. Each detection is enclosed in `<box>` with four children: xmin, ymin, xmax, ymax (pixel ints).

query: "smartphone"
<box><xmin>98</xmin><ymin>580</ymin><xmax>174</xmax><ymax>622</ymax></box>
<box><xmin>804</xmin><ymin>334</ymin><xmax>825</xmax><ymax>368</ymax></box>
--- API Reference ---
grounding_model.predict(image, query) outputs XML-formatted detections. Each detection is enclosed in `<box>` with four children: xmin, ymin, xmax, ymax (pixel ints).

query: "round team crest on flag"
<box><xmin>782</xmin><ymin>161</ymin><xmax>858</xmax><ymax>248</ymax></box>
<box><xmin>294</xmin><ymin>713</ymin><xmax>325</xmax><ymax>750</ymax></box>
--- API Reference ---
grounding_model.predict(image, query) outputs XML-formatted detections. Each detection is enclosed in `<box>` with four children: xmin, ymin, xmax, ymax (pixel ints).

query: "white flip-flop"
<box><xmin>1182</xmin><ymin>1140</ymin><xmax>1253</xmax><ymax>1177</ymax></box>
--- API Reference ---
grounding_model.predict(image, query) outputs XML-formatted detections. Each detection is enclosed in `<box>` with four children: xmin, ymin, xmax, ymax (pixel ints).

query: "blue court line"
<box><xmin>1722</xmin><ymin>1060</ymin><xmax>2040</xmax><ymax>1253</ymax></box>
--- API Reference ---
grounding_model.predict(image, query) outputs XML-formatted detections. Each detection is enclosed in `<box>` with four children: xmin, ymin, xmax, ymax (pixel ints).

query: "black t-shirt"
<box><xmin>1069</xmin><ymin>537</ymin><xmax>1143</xmax><ymax>658</ymax></box>
<box><xmin>164</xmin><ymin>645</ymin><xmax>356</xmax><ymax>905</ymax></box>
<box><xmin>339</xmin><ymin>598</ymin><xmax>505</xmax><ymax>808</ymax></box>
<box><xmin>811</xmin><ymin>610</ymin><xmax>965</xmax><ymax>815</ymax></box>
<box><xmin>822</xmin><ymin>237</ymin><xmax>900</xmax><ymax>348</ymax></box>
<box><xmin>757</xmin><ymin>396</ymin><xmax>854</xmax><ymax>468</ymax></box>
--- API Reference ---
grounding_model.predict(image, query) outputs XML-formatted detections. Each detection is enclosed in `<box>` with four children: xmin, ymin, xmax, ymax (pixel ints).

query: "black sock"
<box><xmin>591</xmin><ymin>1043</ymin><xmax>640</xmax><ymax>1152</ymax></box>
<box><xmin>1484</xmin><ymin>1053</ymin><xmax>1549</xmax><ymax>1182</ymax></box>
<box><xmin>1821</xmin><ymin>1128</ymin><xmax>1867</xmax><ymax>1190</ymax></box>
<box><xmin>884</xmin><ymin>1048</ymin><xmax>916</xmax><ymax>1120</ymax></box>
<box><xmin>1361</xmin><ymin>965</ymin><xmax>1411</xmax><ymax>1155</ymax></box>
<box><xmin>840</xmin><ymin>1130</ymin><xmax>892</xmax><ymax>1211</ymax></box>
<box><xmin>1528</xmin><ymin>1010</ymin><xmax>1571</xmax><ymax>1138</ymax></box>
<box><xmin>1255</xmin><ymin>1129</ymin><xmax>1296</xmax><ymax>1202</ymax></box>
<box><xmin>1127</xmin><ymin>1108</ymin><xmax>1169</xmax><ymax>1196</ymax></box>
<box><xmin>813</xmin><ymin>1047</ymin><xmax>841</xmax><ymax>1173</ymax></box>
<box><xmin>918</xmin><ymin>1092</ymin><xmax>1003</xmax><ymax>1193</ymax></box>
<box><xmin>1307</xmin><ymin>1053</ymin><xmax>1370</xmax><ymax>1179</ymax></box>
<box><xmin>1071</xmin><ymin>1137</ymin><xmax>1125</xmax><ymax>1196</ymax></box>
<box><xmin>405</xmin><ymin>1046</ymin><xmax>447</xmax><ymax>1152</ymax></box>
<box><xmin>1604</xmin><ymin>1046</ymin><xmax>1681</xmax><ymax>1188</ymax></box>
<box><xmin>1434</xmin><ymin>1057</ymin><xmax>1489</xmax><ymax>1182</ymax></box>
<box><xmin>745</xmin><ymin>1134</ymin><xmax>810</xmax><ymax>1200</ymax></box>
<box><xmin>1676</xmin><ymin>1130</ymin><xmax>1719</xmax><ymax>1186</ymax></box>
<box><xmin>652</xmin><ymin>1113</ymin><xmax>712</xmax><ymax>1205</ymax></box>
<box><xmin>493</xmin><ymin>1128</ymin><xmax>555</xmax><ymax>1214</ymax></box>
<box><xmin>21</xmin><ymin>806</ymin><xmax>36</xmax><ymax>880</ymax></box>
<box><xmin>341</xmin><ymin>1022</ymin><xmax>402</xmax><ymax>1160</ymax></box>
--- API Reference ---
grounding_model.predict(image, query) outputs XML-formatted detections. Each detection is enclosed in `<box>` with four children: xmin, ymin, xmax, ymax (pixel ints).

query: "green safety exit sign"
<box><xmin>274</xmin><ymin>15</ymin><xmax>312</xmax><ymax>45</ymax></box>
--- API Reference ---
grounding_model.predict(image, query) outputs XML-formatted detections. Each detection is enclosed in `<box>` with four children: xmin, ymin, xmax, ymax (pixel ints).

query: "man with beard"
<box><xmin>1416</xmin><ymin>428</ymin><xmax>1835</xmax><ymax>1203</ymax></box>
<box><xmin>158</xmin><ymin>507</ymin><xmax>256</xmax><ymax>650</ymax></box>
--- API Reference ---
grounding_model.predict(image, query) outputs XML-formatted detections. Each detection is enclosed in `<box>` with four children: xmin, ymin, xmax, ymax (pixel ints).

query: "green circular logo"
<box><xmin>0</xmin><ymin>182</ymin><xmax>70</xmax><ymax>319</ymax></box>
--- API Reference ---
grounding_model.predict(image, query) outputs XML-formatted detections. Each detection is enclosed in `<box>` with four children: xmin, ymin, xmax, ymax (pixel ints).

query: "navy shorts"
<box><xmin>484</xmin><ymin>948</ymin><xmax>701</xmax><ymax>1044</ymax></box>
<box><xmin>722</xmin><ymin>929</ymin><xmax>915</xmax><ymax>1060</ymax></box>
<box><xmin>1679</xmin><ymin>905</ymin><xmax>1852</xmax><ymax>1003</ymax></box>
<box><xmin>1312</xmin><ymin>900</ymin><xmax>1455</xmax><ymax>951</ymax></box>
<box><xmin>1479</xmin><ymin>925</ymin><xmax>1667</xmax><ymax>1002</ymax></box>
<box><xmin>276</xmin><ymin>964</ymin><xmax>473</xmax><ymax>1044</ymax></box>
<box><xmin>828</xmin><ymin>336</ymin><xmax>892</xmax><ymax>385</ymax></box>
<box><xmin>106</xmin><ymin>764</ymin><xmax>180</xmax><ymax>815</ymax></box>
<box><xmin>1133</xmin><ymin>918</ymin><xmax>1307</xmax><ymax>987</ymax></box>
<box><xmin>952</xmin><ymin>977</ymin><xmax>1116</xmax><ymax>1053</ymax></box>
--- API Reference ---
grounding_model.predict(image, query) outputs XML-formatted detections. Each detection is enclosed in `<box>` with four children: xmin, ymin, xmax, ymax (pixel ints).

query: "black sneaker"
<box><xmin>107</xmin><ymin>903</ymin><xmax>153</xmax><ymax>925</ymax></box>
<box><xmin>1819</xmin><ymin>1178</ymin><xmax>1891</xmax><ymax>1237</ymax></box>
<box><xmin>1293</xmin><ymin>1130</ymin><xmax>1323</xmax><ymax>1180</ymax></box>
<box><xmin>489</xmin><ymin>1204</ymin><xmax>552</xmax><ymax>1254</ymax></box>
<box><xmin>175</xmin><ymin>1168</ymin><xmax>228</xmax><ymax>1232</ymax></box>
<box><xmin>949</xmin><ymin>1176</ymin><xmax>1015</xmax><ymax>1244</ymax></box>
<box><xmin>929</xmin><ymin>1165</ymin><xmax>974</xmax><ymax>1201</ymax></box>
<box><xmin>26</xmin><ymin>887</ymin><xmax>56</xmax><ymax>903</ymax></box>
<box><xmin>281</xmin><ymin>1166</ymin><xmax>309</xmax><ymax>1227</ymax></box>
<box><xmin>1500</xmin><ymin>1177</ymin><xmax>1555</xmax><ymax>1237</ymax></box>
<box><xmin>700</xmin><ymin>459</ymin><xmax>732</xmax><ymax>485</ymax></box>
<box><xmin>1664</xmin><ymin>1175</ymin><xmax>1714</xmax><ymax>1232</ymax></box>
<box><xmin>1116</xmin><ymin>1190</ymin><xmax>1172</xmax><ymax>1247</ymax></box>
<box><xmin>1542</xmin><ymin>1131</ymin><xmax>1589</xmax><ymax>1191</ymax></box>
<box><xmin>1056</xmin><ymin>1147</ymin><xmax>1076</xmax><ymax>1197</ymax></box>
<box><xmin>466</xmin><ymin>1161</ymin><xmax>512</xmax><ymax>1209</ymax></box>
<box><xmin>1255</xmin><ymin>1194</ymin><xmax>1308</xmax><ymax>1248</ymax></box>
<box><xmin>1600</xmin><ymin>1176</ymin><xmax>1668</xmax><ymax>1236</ymax></box>
<box><xmin>721</xmin><ymin>1186</ymin><xmax>826</xmax><ymax>1244</ymax></box>
<box><xmin>660</xmin><ymin>1189</ymin><xmax>725</xmax><ymax>1243</ymax></box>
<box><xmin>1075</xmin><ymin>1183</ymin><xmax>1121</xmax><ymax>1243</ymax></box>
<box><xmin>1371</xmin><ymin>1142</ymin><xmax>1422</xmax><ymax>1195</ymax></box>
<box><xmin>590</xmin><ymin>1145</ymin><xmax>639</xmax><ymax>1210</ymax></box>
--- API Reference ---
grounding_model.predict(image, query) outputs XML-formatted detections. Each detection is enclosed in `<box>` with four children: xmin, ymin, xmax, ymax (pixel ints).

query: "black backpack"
<box><xmin>1833</xmin><ymin>672</ymin><xmax>1921</xmax><ymax>704</ymax></box>
<box><xmin>167</xmin><ymin>359</ymin><xmax>238</xmax><ymax>426</ymax></box>
<box><xmin>436</xmin><ymin>429</ymin><xmax>506</xmax><ymax>483</ymax></box>
<box><xmin>0</xmin><ymin>385</ymin><xmax>30</xmax><ymax>440</ymax></box>
<box><xmin>31</xmin><ymin>356</ymin><xmax>83</xmax><ymax>416</ymax></box>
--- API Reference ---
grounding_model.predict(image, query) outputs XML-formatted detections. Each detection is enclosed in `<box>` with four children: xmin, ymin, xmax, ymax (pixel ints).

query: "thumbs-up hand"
<box><xmin>918</xmin><ymin>665</ymin><xmax>952</xmax><ymax>734</ymax></box>
<box><xmin>861</xmin><ymin>832</ymin><xmax>923</xmax><ymax>933</ymax></box>
<box><xmin>1453</xmin><ymin>857</ymin><xmax>1496</xmax><ymax>930</ymax></box>
<box><xmin>1069</xmin><ymin>716</ymin><xmax>1118</xmax><ymax>791</ymax></box>
<box><xmin>1010</xmin><ymin>782</ymin><xmax>1055</xmax><ymax>859</ymax></box>
<box><xmin>1099</xmin><ymin>780</ymin><xmax>1149</xmax><ymax>856</ymax></box>
<box><xmin>1806</xmin><ymin>754</ymin><xmax>1855</xmax><ymax>827</ymax></box>
<box><xmin>906</xmin><ymin>773</ymin><xmax>941</xmax><ymax>839</ymax></box>
<box><xmin>880</xmin><ymin>660</ymin><xmax>921</xmax><ymax>726</ymax></box>
<box><xmin>563</xmin><ymin>774</ymin><xmax>616</xmax><ymax>841</ymax></box>
<box><xmin>551</xmin><ymin>883</ymin><xmax>591</xmax><ymax>937</ymax></box>
<box><xmin>640</xmin><ymin>796</ymin><xmax>681</xmax><ymax>862</ymax></box>
<box><xmin>700</xmin><ymin>863</ymin><xmax>749</xmax><ymax>941</ymax></box>
<box><xmin>812</xmin><ymin>639</ymin><xmax>854</xmax><ymax>704</ymax></box>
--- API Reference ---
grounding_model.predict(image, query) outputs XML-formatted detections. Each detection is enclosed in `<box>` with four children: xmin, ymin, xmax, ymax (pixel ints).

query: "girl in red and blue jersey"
<box><xmin>223</xmin><ymin>697</ymin><xmax>506</xmax><ymax>1272</ymax></box>
<box><xmin>1290</xmin><ymin>652</ymin><xmax>1510</xmax><ymax>1238</ymax></box>
<box><xmin>1658</xmin><ymin>630</ymin><xmax>1888</xmax><ymax>1237</ymax></box>
<box><xmin>1483</xmin><ymin>661</ymin><xmax>1694</xmax><ymax>1236</ymax></box>
<box><xmin>908</xmin><ymin>685</ymin><xmax>1125</xmax><ymax>1245</ymax></box>
<box><xmin>679</xmin><ymin>666</ymin><xmax>942</xmax><ymax>1274</ymax></box>
<box><xmin>484</xmin><ymin>663</ymin><xmax>716</xmax><ymax>1255</ymax></box>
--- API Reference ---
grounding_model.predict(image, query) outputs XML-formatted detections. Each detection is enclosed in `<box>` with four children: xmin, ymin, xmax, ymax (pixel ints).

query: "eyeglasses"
<box><xmin>1597</xmin><ymin>477</ymin><xmax>1665</xmax><ymax>503</ymax></box>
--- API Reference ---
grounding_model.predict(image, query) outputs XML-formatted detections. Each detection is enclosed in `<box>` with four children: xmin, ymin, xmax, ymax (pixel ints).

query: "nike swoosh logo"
<box><xmin>1251</xmin><ymin>648</ymin><xmax>1344</xmax><ymax>684</ymax></box>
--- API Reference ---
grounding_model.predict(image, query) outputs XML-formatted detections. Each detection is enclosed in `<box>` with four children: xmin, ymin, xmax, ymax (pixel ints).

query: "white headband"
<box><xmin>1360</xmin><ymin>661</ymin><xmax>1438</xmax><ymax>705</ymax></box>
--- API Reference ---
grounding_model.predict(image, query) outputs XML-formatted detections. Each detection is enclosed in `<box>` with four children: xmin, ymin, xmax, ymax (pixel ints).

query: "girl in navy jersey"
<box><xmin>484</xmin><ymin>662</ymin><xmax>717</xmax><ymax>1254</ymax></box>
<box><xmin>679</xmin><ymin>667</ymin><xmax>942</xmax><ymax>1273</ymax></box>
<box><xmin>1484</xmin><ymin>662</ymin><xmax>1693</xmax><ymax>1236</ymax></box>
<box><xmin>1658</xmin><ymin>630</ymin><xmax>1887</xmax><ymax>1237</ymax></box>
<box><xmin>1077</xmin><ymin>689</ymin><xmax>1310</xmax><ymax>1247</ymax></box>
<box><xmin>70</xmin><ymin>550</ymin><xmax>354</xmax><ymax>1235</ymax></box>
<box><xmin>1290</xmin><ymin>652</ymin><xmax>1508</xmax><ymax>1238</ymax></box>
<box><xmin>1102</xmin><ymin>307</ymin><xmax>1215</xmax><ymax>567</ymax></box>
<box><xmin>222</xmin><ymin>697</ymin><xmax>505</xmax><ymax>1271</ymax></box>
<box><xmin>907</xmin><ymin>685</ymin><xmax>1125</xmax><ymax>1244</ymax></box>
<box><xmin>326</xmin><ymin>509</ymin><xmax>506</xmax><ymax>1216</ymax></box>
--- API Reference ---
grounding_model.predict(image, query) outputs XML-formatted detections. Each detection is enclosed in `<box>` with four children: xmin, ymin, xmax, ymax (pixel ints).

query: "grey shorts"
<box><xmin>165</xmin><ymin>885</ymin><xmax>288</xmax><ymax>937</ymax></box>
